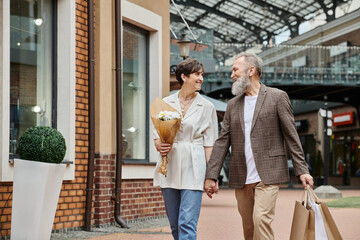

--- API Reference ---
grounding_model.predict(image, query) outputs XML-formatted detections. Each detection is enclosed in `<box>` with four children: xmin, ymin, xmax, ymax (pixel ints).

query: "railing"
<box><xmin>205</xmin><ymin>43</ymin><xmax>360</xmax><ymax>88</ymax></box>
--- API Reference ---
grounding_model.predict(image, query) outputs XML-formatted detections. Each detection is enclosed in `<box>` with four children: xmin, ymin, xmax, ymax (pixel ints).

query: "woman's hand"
<box><xmin>154</xmin><ymin>139</ymin><xmax>171</xmax><ymax>156</ymax></box>
<box><xmin>204</xmin><ymin>179</ymin><xmax>219</xmax><ymax>198</ymax></box>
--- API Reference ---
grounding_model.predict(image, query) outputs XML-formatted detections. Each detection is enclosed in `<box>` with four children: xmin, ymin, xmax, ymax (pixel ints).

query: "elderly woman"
<box><xmin>153</xmin><ymin>58</ymin><xmax>218</xmax><ymax>240</ymax></box>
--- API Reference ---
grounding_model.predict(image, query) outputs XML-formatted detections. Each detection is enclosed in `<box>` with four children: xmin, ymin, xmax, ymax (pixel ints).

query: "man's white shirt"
<box><xmin>244</xmin><ymin>95</ymin><xmax>262</xmax><ymax>184</ymax></box>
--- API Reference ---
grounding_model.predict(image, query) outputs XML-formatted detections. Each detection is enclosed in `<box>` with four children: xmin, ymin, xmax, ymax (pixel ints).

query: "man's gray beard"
<box><xmin>231</xmin><ymin>76</ymin><xmax>251</xmax><ymax>96</ymax></box>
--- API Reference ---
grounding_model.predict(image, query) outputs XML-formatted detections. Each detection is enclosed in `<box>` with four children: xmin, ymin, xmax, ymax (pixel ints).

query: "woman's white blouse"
<box><xmin>153</xmin><ymin>91</ymin><xmax>218</xmax><ymax>191</ymax></box>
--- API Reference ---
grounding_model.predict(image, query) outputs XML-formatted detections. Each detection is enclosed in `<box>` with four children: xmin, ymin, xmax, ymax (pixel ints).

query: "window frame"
<box><xmin>8</xmin><ymin>0</ymin><xmax>58</xmax><ymax>159</ymax></box>
<box><xmin>122</xmin><ymin>21</ymin><xmax>150</xmax><ymax>163</ymax></box>
<box><xmin>0</xmin><ymin>0</ymin><xmax>76</xmax><ymax>181</ymax></box>
<box><xmin>121</xmin><ymin>0</ymin><xmax>164</xmax><ymax>179</ymax></box>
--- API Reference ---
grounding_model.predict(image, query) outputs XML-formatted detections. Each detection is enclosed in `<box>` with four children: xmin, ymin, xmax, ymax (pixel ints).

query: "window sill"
<box><xmin>9</xmin><ymin>159</ymin><xmax>74</xmax><ymax>166</ymax></box>
<box><xmin>123</xmin><ymin>160</ymin><xmax>156</xmax><ymax>166</ymax></box>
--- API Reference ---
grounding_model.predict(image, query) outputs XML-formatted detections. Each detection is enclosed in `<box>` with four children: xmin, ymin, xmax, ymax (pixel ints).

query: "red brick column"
<box><xmin>53</xmin><ymin>0</ymin><xmax>90</xmax><ymax>231</ymax></box>
<box><xmin>0</xmin><ymin>184</ymin><xmax>12</xmax><ymax>236</ymax></box>
<box><xmin>120</xmin><ymin>179</ymin><xmax>166</xmax><ymax>221</ymax></box>
<box><xmin>93</xmin><ymin>154</ymin><xmax>116</xmax><ymax>226</ymax></box>
<box><xmin>93</xmin><ymin>154</ymin><xmax>166</xmax><ymax>225</ymax></box>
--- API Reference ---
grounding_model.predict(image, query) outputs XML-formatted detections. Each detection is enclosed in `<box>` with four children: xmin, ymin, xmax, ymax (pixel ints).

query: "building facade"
<box><xmin>287</xmin><ymin>8</ymin><xmax>360</xmax><ymax>187</ymax></box>
<box><xmin>0</xmin><ymin>0</ymin><xmax>169</xmax><ymax>237</ymax></box>
<box><xmin>295</xmin><ymin>104</ymin><xmax>360</xmax><ymax>187</ymax></box>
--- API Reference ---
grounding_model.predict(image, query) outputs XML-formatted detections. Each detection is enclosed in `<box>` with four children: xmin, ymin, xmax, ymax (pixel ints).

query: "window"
<box><xmin>1</xmin><ymin>0</ymin><xmax>75</xmax><ymax>181</ymax></box>
<box><xmin>9</xmin><ymin>0</ymin><xmax>55</xmax><ymax>157</ymax></box>
<box><xmin>111</xmin><ymin>0</ymin><xmax>162</xmax><ymax>178</ymax></box>
<box><xmin>332</xmin><ymin>131</ymin><xmax>360</xmax><ymax>181</ymax></box>
<box><xmin>122</xmin><ymin>22</ymin><xmax>149</xmax><ymax>161</ymax></box>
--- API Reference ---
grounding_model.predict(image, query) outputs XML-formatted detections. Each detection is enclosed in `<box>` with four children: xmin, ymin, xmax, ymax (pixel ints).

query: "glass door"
<box><xmin>333</xmin><ymin>131</ymin><xmax>360</xmax><ymax>185</ymax></box>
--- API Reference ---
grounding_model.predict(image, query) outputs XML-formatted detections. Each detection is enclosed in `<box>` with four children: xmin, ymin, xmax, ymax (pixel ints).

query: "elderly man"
<box><xmin>204</xmin><ymin>52</ymin><xmax>313</xmax><ymax>240</ymax></box>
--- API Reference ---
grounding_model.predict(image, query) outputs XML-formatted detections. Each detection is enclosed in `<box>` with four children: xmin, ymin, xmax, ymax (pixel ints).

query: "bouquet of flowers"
<box><xmin>156</xmin><ymin>111</ymin><xmax>181</xmax><ymax>121</ymax></box>
<box><xmin>151</xmin><ymin>97</ymin><xmax>182</xmax><ymax>176</ymax></box>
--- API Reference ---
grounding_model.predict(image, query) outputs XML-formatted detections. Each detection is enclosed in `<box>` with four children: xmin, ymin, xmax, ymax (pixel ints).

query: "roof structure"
<box><xmin>170</xmin><ymin>0</ymin><xmax>353</xmax><ymax>59</ymax></box>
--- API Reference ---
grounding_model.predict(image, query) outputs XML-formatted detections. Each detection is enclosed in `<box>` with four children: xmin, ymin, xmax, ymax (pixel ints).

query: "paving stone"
<box><xmin>51</xmin><ymin>187</ymin><xmax>360</xmax><ymax>240</ymax></box>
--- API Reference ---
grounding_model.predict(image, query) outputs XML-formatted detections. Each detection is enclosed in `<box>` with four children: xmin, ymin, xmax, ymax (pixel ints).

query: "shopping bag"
<box><xmin>307</xmin><ymin>187</ymin><xmax>342</xmax><ymax>240</ymax></box>
<box><xmin>290</xmin><ymin>186</ymin><xmax>343</xmax><ymax>240</ymax></box>
<box><xmin>319</xmin><ymin>201</ymin><xmax>343</xmax><ymax>240</ymax></box>
<box><xmin>308</xmin><ymin>196</ymin><xmax>328</xmax><ymax>239</ymax></box>
<box><xmin>289</xmin><ymin>189</ymin><xmax>315</xmax><ymax>240</ymax></box>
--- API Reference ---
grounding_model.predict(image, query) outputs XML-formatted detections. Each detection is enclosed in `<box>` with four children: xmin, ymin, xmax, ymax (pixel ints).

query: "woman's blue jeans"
<box><xmin>161</xmin><ymin>188</ymin><xmax>203</xmax><ymax>240</ymax></box>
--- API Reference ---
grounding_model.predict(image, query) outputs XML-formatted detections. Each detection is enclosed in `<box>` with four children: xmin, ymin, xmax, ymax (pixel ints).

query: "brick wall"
<box><xmin>93</xmin><ymin>154</ymin><xmax>116</xmax><ymax>226</ymax></box>
<box><xmin>0</xmin><ymin>184</ymin><xmax>12</xmax><ymax>237</ymax></box>
<box><xmin>10</xmin><ymin>64</ymin><xmax>37</xmax><ymax>106</ymax></box>
<box><xmin>54</xmin><ymin>0</ymin><xmax>167</xmax><ymax>231</ymax></box>
<box><xmin>123</xmin><ymin>25</ymin><xmax>139</xmax><ymax>61</ymax></box>
<box><xmin>53</xmin><ymin>0</ymin><xmax>89</xmax><ymax>231</ymax></box>
<box><xmin>93</xmin><ymin>154</ymin><xmax>166</xmax><ymax>226</ymax></box>
<box><xmin>0</xmin><ymin>1</ymin><xmax>166</xmax><ymax>237</ymax></box>
<box><xmin>0</xmin><ymin>0</ymin><xmax>89</xmax><ymax>236</ymax></box>
<box><xmin>121</xmin><ymin>179</ymin><xmax>166</xmax><ymax>221</ymax></box>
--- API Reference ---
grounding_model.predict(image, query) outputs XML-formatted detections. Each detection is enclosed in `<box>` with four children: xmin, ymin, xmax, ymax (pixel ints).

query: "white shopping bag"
<box><xmin>307</xmin><ymin>197</ymin><xmax>328</xmax><ymax>240</ymax></box>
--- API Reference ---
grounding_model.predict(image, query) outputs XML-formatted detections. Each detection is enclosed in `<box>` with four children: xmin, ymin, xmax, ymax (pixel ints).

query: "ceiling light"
<box><xmin>33</xmin><ymin>106</ymin><xmax>41</xmax><ymax>113</ymax></box>
<box><xmin>33</xmin><ymin>18</ymin><xmax>44</xmax><ymax>26</ymax></box>
<box><xmin>177</xmin><ymin>33</ymin><xmax>192</xmax><ymax>60</ymax></box>
<box><xmin>127</xmin><ymin>127</ymin><xmax>137</xmax><ymax>133</ymax></box>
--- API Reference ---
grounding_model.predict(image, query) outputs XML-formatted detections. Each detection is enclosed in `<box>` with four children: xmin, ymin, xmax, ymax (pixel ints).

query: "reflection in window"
<box><xmin>123</xmin><ymin>22</ymin><xmax>149</xmax><ymax>160</ymax></box>
<box><xmin>9</xmin><ymin>0</ymin><xmax>54</xmax><ymax>157</ymax></box>
<box><xmin>332</xmin><ymin>131</ymin><xmax>360</xmax><ymax>180</ymax></box>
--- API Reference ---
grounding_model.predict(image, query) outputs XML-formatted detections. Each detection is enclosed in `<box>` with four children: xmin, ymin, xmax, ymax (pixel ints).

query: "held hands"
<box><xmin>204</xmin><ymin>179</ymin><xmax>219</xmax><ymax>199</ymax></box>
<box><xmin>154</xmin><ymin>139</ymin><xmax>171</xmax><ymax>156</ymax></box>
<box><xmin>299</xmin><ymin>173</ymin><xmax>314</xmax><ymax>189</ymax></box>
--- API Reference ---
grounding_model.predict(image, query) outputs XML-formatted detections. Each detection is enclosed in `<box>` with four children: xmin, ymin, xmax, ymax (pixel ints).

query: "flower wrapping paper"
<box><xmin>150</xmin><ymin>97</ymin><xmax>182</xmax><ymax>176</ymax></box>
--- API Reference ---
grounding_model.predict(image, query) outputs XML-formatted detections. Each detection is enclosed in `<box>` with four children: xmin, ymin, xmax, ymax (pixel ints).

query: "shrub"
<box><xmin>17</xmin><ymin>126</ymin><xmax>66</xmax><ymax>164</ymax></box>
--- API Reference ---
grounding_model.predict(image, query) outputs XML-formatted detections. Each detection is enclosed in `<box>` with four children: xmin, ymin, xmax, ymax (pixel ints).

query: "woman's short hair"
<box><xmin>175</xmin><ymin>58</ymin><xmax>204</xmax><ymax>86</ymax></box>
<box><xmin>235</xmin><ymin>52</ymin><xmax>263</xmax><ymax>77</ymax></box>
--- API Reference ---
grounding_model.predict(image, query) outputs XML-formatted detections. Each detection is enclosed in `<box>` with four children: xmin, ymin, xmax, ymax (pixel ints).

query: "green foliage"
<box><xmin>313</xmin><ymin>150</ymin><xmax>324</xmax><ymax>177</ymax></box>
<box><xmin>17</xmin><ymin>126</ymin><xmax>66</xmax><ymax>164</ymax></box>
<box><xmin>326</xmin><ymin>196</ymin><xmax>360</xmax><ymax>208</ymax></box>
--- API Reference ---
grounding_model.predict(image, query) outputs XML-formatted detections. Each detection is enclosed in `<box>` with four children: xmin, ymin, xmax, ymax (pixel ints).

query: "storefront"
<box><xmin>0</xmin><ymin>0</ymin><xmax>170</xmax><ymax>236</ymax></box>
<box><xmin>331</xmin><ymin>128</ymin><xmax>360</xmax><ymax>185</ymax></box>
<box><xmin>295</xmin><ymin>105</ymin><xmax>360</xmax><ymax>187</ymax></box>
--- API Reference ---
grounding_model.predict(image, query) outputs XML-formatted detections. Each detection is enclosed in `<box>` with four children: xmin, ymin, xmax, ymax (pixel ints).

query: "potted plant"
<box><xmin>11</xmin><ymin>126</ymin><xmax>67</xmax><ymax>240</ymax></box>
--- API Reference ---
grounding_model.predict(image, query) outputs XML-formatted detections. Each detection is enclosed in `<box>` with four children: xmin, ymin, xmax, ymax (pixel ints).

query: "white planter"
<box><xmin>11</xmin><ymin>159</ymin><xmax>66</xmax><ymax>240</ymax></box>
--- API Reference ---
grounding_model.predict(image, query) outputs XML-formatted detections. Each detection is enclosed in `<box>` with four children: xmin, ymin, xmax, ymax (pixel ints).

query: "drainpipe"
<box><xmin>113</xmin><ymin>0</ymin><xmax>128</xmax><ymax>228</ymax></box>
<box><xmin>85</xmin><ymin>0</ymin><xmax>95</xmax><ymax>231</ymax></box>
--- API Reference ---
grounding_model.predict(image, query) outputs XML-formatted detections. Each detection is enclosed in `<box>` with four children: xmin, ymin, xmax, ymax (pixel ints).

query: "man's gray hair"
<box><xmin>235</xmin><ymin>52</ymin><xmax>263</xmax><ymax>77</ymax></box>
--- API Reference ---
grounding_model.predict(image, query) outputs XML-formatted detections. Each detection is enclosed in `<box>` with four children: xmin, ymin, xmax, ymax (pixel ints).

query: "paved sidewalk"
<box><xmin>51</xmin><ymin>187</ymin><xmax>360</xmax><ymax>240</ymax></box>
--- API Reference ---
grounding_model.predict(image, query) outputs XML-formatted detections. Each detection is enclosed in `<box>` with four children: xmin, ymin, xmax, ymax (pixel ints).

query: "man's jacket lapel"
<box><xmin>251</xmin><ymin>84</ymin><xmax>267</xmax><ymax>132</ymax></box>
<box><xmin>238</xmin><ymin>95</ymin><xmax>245</xmax><ymax>132</ymax></box>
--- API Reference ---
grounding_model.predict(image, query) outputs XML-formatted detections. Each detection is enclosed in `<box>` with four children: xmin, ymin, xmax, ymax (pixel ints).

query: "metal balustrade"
<box><xmin>203</xmin><ymin>44</ymin><xmax>360</xmax><ymax>93</ymax></box>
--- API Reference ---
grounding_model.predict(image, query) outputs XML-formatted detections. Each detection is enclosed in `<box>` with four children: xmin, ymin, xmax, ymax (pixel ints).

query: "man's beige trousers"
<box><xmin>235</xmin><ymin>182</ymin><xmax>280</xmax><ymax>240</ymax></box>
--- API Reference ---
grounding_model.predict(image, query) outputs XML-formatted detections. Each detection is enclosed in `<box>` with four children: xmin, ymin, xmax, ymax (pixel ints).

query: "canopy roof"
<box><xmin>170</xmin><ymin>0</ymin><xmax>352</xmax><ymax>59</ymax></box>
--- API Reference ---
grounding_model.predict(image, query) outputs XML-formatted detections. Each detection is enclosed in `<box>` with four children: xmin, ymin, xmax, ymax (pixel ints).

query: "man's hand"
<box><xmin>204</xmin><ymin>179</ymin><xmax>219</xmax><ymax>198</ymax></box>
<box><xmin>299</xmin><ymin>173</ymin><xmax>314</xmax><ymax>189</ymax></box>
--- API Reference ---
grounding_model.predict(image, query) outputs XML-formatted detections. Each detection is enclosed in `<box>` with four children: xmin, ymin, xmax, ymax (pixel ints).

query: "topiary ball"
<box><xmin>17</xmin><ymin>126</ymin><xmax>66</xmax><ymax>164</ymax></box>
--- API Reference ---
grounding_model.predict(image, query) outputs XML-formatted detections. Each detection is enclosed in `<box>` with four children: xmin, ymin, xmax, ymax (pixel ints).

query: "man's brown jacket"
<box><xmin>206</xmin><ymin>84</ymin><xmax>309</xmax><ymax>188</ymax></box>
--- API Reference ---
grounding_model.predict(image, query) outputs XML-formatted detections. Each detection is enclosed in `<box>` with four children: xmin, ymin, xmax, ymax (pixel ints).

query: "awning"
<box><xmin>170</xmin><ymin>90</ymin><xmax>227</xmax><ymax>113</ymax></box>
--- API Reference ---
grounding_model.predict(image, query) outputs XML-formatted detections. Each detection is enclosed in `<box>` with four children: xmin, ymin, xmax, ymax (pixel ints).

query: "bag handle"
<box><xmin>302</xmin><ymin>187</ymin><xmax>309</xmax><ymax>208</ymax></box>
<box><xmin>306</xmin><ymin>184</ymin><xmax>321</xmax><ymax>204</ymax></box>
<box><xmin>302</xmin><ymin>185</ymin><xmax>321</xmax><ymax>208</ymax></box>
